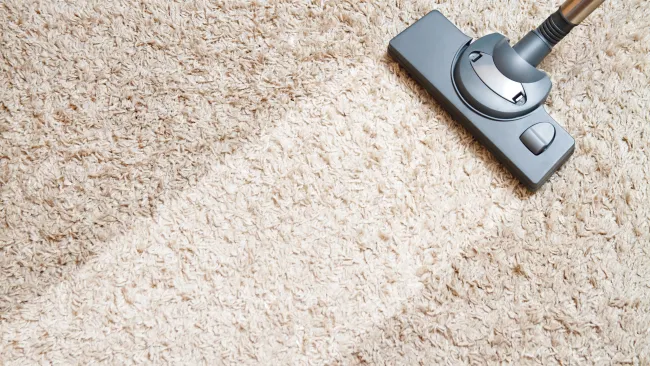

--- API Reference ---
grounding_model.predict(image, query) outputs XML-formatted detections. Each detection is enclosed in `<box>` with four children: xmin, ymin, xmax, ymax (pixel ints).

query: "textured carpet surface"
<box><xmin>1</xmin><ymin>0</ymin><xmax>649</xmax><ymax>364</ymax></box>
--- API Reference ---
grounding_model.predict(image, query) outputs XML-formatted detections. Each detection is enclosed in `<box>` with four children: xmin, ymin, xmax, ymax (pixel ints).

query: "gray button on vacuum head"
<box><xmin>520</xmin><ymin>122</ymin><xmax>556</xmax><ymax>155</ymax></box>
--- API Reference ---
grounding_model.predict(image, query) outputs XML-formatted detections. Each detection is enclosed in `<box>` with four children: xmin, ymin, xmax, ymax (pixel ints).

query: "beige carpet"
<box><xmin>1</xmin><ymin>0</ymin><xmax>649</xmax><ymax>363</ymax></box>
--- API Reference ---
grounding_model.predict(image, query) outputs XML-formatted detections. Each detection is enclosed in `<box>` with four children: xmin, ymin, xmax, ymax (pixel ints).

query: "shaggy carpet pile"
<box><xmin>1</xmin><ymin>0</ymin><xmax>649</xmax><ymax>364</ymax></box>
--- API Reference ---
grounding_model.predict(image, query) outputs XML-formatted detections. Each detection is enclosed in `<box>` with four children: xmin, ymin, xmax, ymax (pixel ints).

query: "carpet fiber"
<box><xmin>1</xmin><ymin>0</ymin><xmax>649</xmax><ymax>363</ymax></box>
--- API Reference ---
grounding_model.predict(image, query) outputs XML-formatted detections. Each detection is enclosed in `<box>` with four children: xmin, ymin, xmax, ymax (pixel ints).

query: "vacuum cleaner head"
<box><xmin>389</xmin><ymin>2</ymin><xmax>603</xmax><ymax>191</ymax></box>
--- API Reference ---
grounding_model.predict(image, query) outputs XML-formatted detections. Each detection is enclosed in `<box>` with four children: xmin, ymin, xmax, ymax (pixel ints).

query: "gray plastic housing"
<box><xmin>454</xmin><ymin>34</ymin><xmax>553</xmax><ymax>119</ymax></box>
<box><xmin>388</xmin><ymin>11</ymin><xmax>574</xmax><ymax>191</ymax></box>
<box><xmin>513</xmin><ymin>31</ymin><xmax>553</xmax><ymax>67</ymax></box>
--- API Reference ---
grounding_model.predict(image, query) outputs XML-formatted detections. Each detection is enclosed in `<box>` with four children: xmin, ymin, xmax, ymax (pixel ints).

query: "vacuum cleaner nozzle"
<box><xmin>389</xmin><ymin>1</ymin><xmax>603</xmax><ymax>191</ymax></box>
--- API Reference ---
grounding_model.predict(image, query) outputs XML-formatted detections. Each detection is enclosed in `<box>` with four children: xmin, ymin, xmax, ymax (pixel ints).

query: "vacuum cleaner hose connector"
<box><xmin>537</xmin><ymin>10</ymin><xmax>575</xmax><ymax>46</ymax></box>
<box><xmin>513</xmin><ymin>1</ymin><xmax>605</xmax><ymax>67</ymax></box>
<box><xmin>513</xmin><ymin>10</ymin><xmax>575</xmax><ymax>66</ymax></box>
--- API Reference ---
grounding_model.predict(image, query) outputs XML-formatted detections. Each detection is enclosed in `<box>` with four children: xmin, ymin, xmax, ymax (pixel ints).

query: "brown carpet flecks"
<box><xmin>1</xmin><ymin>0</ymin><xmax>649</xmax><ymax>364</ymax></box>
